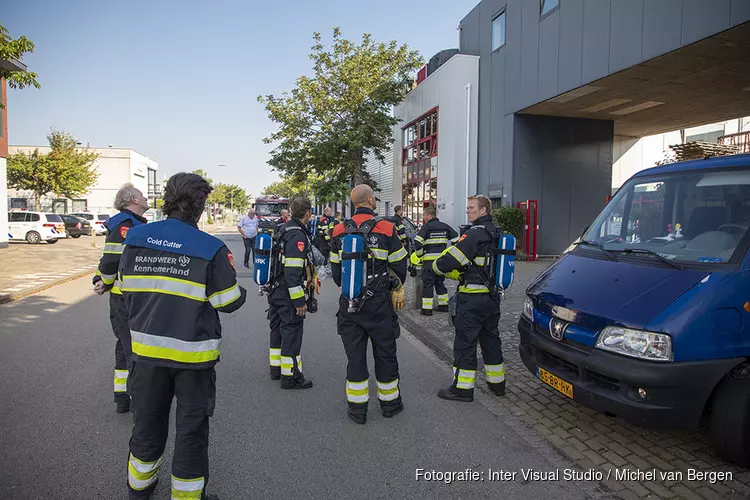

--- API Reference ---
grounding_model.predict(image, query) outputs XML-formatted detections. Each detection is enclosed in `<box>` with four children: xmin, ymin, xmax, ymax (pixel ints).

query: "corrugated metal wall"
<box><xmin>365</xmin><ymin>149</ymin><xmax>395</xmax><ymax>217</ymax></box>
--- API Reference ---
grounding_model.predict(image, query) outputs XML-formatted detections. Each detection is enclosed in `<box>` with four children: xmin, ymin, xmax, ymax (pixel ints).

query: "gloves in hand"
<box><xmin>391</xmin><ymin>287</ymin><xmax>406</xmax><ymax>310</ymax></box>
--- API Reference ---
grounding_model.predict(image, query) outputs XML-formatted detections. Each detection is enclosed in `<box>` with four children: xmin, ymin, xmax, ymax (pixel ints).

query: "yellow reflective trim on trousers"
<box><xmin>284</xmin><ymin>257</ymin><xmax>305</xmax><ymax>268</ymax></box>
<box><xmin>171</xmin><ymin>475</ymin><xmax>205</xmax><ymax>499</ymax></box>
<box><xmin>172</xmin><ymin>490</ymin><xmax>203</xmax><ymax>500</ymax></box>
<box><xmin>447</xmin><ymin>246</ymin><xmax>470</xmax><ymax>266</ymax></box>
<box><xmin>377</xmin><ymin>386</ymin><xmax>399</xmax><ymax>395</ymax></box>
<box><xmin>459</xmin><ymin>284</ymin><xmax>490</xmax><ymax>293</ymax></box>
<box><xmin>388</xmin><ymin>246</ymin><xmax>408</xmax><ymax>263</ymax></box>
<box><xmin>131</xmin><ymin>342</ymin><xmax>219</xmax><ymax>364</ymax></box>
<box><xmin>329</xmin><ymin>251</ymin><xmax>341</xmax><ymax>263</ymax></box>
<box><xmin>346</xmin><ymin>387</ymin><xmax>369</xmax><ymax>396</ymax></box>
<box><xmin>288</xmin><ymin>286</ymin><xmax>304</xmax><ymax>300</ymax></box>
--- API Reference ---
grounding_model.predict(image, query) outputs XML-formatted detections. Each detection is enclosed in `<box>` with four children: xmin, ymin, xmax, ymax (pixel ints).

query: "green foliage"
<box><xmin>0</xmin><ymin>23</ymin><xmax>40</xmax><ymax>108</ymax></box>
<box><xmin>261</xmin><ymin>175</ymin><xmax>307</xmax><ymax>199</ymax></box>
<box><xmin>206</xmin><ymin>183</ymin><xmax>250</xmax><ymax>216</ymax></box>
<box><xmin>492</xmin><ymin>206</ymin><xmax>524</xmax><ymax>238</ymax></box>
<box><xmin>259</xmin><ymin>28</ymin><xmax>423</xmax><ymax>187</ymax></box>
<box><xmin>7</xmin><ymin>129</ymin><xmax>99</xmax><ymax>211</ymax></box>
<box><xmin>191</xmin><ymin>169</ymin><xmax>213</xmax><ymax>186</ymax></box>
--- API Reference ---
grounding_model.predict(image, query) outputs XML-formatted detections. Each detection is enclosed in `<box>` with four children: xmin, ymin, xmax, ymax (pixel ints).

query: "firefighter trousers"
<box><xmin>110</xmin><ymin>293</ymin><xmax>132</xmax><ymax>403</ymax></box>
<box><xmin>337</xmin><ymin>292</ymin><xmax>401</xmax><ymax>415</ymax></box>
<box><xmin>450</xmin><ymin>293</ymin><xmax>506</xmax><ymax>394</ymax></box>
<box><xmin>127</xmin><ymin>362</ymin><xmax>216</xmax><ymax>499</ymax></box>
<box><xmin>420</xmin><ymin>266</ymin><xmax>448</xmax><ymax>311</ymax></box>
<box><xmin>268</xmin><ymin>286</ymin><xmax>305</xmax><ymax>378</ymax></box>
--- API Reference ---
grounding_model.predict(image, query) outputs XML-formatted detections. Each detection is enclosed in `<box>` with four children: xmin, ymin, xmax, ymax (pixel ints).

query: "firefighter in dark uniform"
<box><xmin>327</xmin><ymin>211</ymin><xmax>342</xmax><ymax>242</ymax></box>
<box><xmin>413</xmin><ymin>206</ymin><xmax>458</xmax><ymax>316</ymax></box>
<box><xmin>330</xmin><ymin>185</ymin><xmax>408</xmax><ymax>424</ymax></box>
<box><xmin>315</xmin><ymin>207</ymin><xmax>332</xmax><ymax>264</ymax></box>
<box><xmin>391</xmin><ymin>205</ymin><xmax>408</xmax><ymax>248</ymax></box>
<box><xmin>93</xmin><ymin>183</ymin><xmax>149</xmax><ymax>414</ymax></box>
<box><xmin>119</xmin><ymin>173</ymin><xmax>247</xmax><ymax>500</ymax></box>
<box><xmin>432</xmin><ymin>195</ymin><xmax>506</xmax><ymax>402</ymax></box>
<box><xmin>266</xmin><ymin>197</ymin><xmax>316</xmax><ymax>388</ymax></box>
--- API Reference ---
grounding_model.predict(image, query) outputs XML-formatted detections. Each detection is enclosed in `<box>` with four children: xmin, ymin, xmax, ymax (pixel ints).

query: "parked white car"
<box><xmin>70</xmin><ymin>212</ymin><xmax>110</xmax><ymax>235</ymax></box>
<box><xmin>7</xmin><ymin>211</ymin><xmax>67</xmax><ymax>244</ymax></box>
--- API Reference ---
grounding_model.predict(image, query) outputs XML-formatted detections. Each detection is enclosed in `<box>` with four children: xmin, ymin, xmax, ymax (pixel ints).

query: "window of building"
<box><xmin>402</xmin><ymin>108</ymin><xmax>439</xmax><ymax>223</ymax></box>
<box><xmin>541</xmin><ymin>0</ymin><xmax>559</xmax><ymax>18</ymax></box>
<box><xmin>491</xmin><ymin>11</ymin><xmax>506</xmax><ymax>51</ymax></box>
<box><xmin>72</xmin><ymin>199</ymin><xmax>87</xmax><ymax>212</ymax></box>
<box><xmin>52</xmin><ymin>199</ymin><xmax>67</xmax><ymax>214</ymax></box>
<box><xmin>10</xmin><ymin>198</ymin><xmax>28</xmax><ymax>210</ymax></box>
<box><xmin>686</xmin><ymin>125</ymin><xmax>726</xmax><ymax>144</ymax></box>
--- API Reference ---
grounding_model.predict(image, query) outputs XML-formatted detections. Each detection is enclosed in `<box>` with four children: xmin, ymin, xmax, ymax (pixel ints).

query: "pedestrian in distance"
<box><xmin>237</xmin><ymin>208</ymin><xmax>259</xmax><ymax>269</ymax></box>
<box><xmin>119</xmin><ymin>172</ymin><xmax>247</xmax><ymax>500</ymax></box>
<box><xmin>279</xmin><ymin>209</ymin><xmax>290</xmax><ymax>224</ymax></box>
<box><xmin>266</xmin><ymin>197</ymin><xmax>316</xmax><ymax>389</ymax></box>
<box><xmin>413</xmin><ymin>206</ymin><xmax>458</xmax><ymax>316</ymax></box>
<box><xmin>330</xmin><ymin>184</ymin><xmax>408</xmax><ymax>425</ymax></box>
<box><xmin>315</xmin><ymin>207</ymin><xmax>332</xmax><ymax>265</ymax></box>
<box><xmin>432</xmin><ymin>195</ymin><xmax>506</xmax><ymax>403</ymax></box>
<box><xmin>93</xmin><ymin>182</ymin><xmax>149</xmax><ymax>414</ymax></box>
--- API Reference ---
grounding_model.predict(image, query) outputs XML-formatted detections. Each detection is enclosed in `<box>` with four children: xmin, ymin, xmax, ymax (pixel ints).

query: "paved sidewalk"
<box><xmin>0</xmin><ymin>236</ymin><xmax>105</xmax><ymax>303</ymax></box>
<box><xmin>398</xmin><ymin>261</ymin><xmax>749</xmax><ymax>500</ymax></box>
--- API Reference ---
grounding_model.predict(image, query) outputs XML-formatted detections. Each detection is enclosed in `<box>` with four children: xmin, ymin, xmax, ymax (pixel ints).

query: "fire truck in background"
<box><xmin>253</xmin><ymin>195</ymin><xmax>289</xmax><ymax>234</ymax></box>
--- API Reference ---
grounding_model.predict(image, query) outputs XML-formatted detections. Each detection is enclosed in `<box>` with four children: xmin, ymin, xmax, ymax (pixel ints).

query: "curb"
<box><xmin>0</xmin><ymin>269</ymin><xmax>97</xmax><ymax>305</ymax></box>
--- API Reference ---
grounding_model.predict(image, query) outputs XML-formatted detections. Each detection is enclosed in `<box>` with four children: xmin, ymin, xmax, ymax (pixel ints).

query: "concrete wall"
<box><xmin>7</xmin><ymin>146</ymin><xmax>158</xmax><ymax>214</ymax></box>
<box><xmin>392</xmin><ymin>54</ymin><xmax>479</xmax><ymax>228</ymax></box>
<box><xmin>513</xmin><ymin>115</ymin><xmax>613</xmax><ymax>255</ymax></box>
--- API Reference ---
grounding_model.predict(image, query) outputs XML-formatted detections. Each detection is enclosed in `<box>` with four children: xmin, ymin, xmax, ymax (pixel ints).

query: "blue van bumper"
<box><xmin>518</xmin><ymin>316</ymin><xmax>742</xmax><ymax>428</ymax></box>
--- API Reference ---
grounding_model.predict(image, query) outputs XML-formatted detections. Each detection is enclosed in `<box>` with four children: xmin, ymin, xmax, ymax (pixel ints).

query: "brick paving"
<box><xmin>398</xmin><ymin>261</ymin><xmax>749</xmax><ymax>499</ymax></box>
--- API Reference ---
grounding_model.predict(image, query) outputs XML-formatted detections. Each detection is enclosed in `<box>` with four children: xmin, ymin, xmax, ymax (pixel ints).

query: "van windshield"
<box><xmin>582</xmin><ymin>167</ymin><xmax>750</xmax><ymax>265</ymax></box>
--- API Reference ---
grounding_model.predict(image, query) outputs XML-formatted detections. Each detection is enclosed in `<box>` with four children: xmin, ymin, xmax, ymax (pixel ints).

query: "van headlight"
<box><xmin>522</xmin><ymin>297</ymin><xmax>534</xmax><ymax>320</ymax></box>
<box><xmin>596</xmin><ymin>327</ymin><xmax>673</xmax><ymax>362</ymax></box>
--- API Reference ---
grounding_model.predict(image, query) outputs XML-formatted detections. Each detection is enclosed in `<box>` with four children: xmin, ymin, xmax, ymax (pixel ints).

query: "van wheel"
<box><xmin>710</xmin><ymin>374</ymin><xmax>750</xmax><ymax>466</ymax></box>
<box><xmin>26</xmin><ymin>231</ymin><xmax>41</xmax><ymax>244</ymax></box>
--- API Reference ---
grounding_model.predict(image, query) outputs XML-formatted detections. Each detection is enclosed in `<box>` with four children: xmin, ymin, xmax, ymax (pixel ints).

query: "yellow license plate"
<box><xmin>537</xmin><ymin>366</ymin><xmax>573</xmax><ymax>399</ymax></box>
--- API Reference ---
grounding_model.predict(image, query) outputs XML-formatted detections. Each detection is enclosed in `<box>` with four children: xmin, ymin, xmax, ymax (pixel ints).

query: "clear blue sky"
<box><xmin>3</xmin><ymin>0</ymin><xmax>477</xmax><ymax>197</ymax></box>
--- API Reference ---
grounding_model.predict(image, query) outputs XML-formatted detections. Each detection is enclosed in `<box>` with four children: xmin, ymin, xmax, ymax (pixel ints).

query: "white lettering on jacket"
<box><xmin>146</xmin><ymin>236</ymin><xmax>183</xmax><ymax>249</ymax></box>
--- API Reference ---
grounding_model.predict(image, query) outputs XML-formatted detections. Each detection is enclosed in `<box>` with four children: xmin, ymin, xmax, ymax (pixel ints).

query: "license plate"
<box><xmin>537</xmin><ymin>366</ymin><xmax>573</xmax><ymax>399</ymax></box>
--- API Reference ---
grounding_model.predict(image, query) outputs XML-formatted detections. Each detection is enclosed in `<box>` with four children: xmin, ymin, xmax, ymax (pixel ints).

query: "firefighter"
<box><xmin>315</xmin><ymin>207</ymin><xmax>332</xmax><ymax>264</ymax></box>
<box><xmin>391</xmin><ymin>205</ymin><xmax>408</xmax><ymax>247</ymax></box>
<box><xmin>432</xmin><ymin>195</ymin><xmax>506</xmax><ymax>402</ymax></box>
<box><xmin>413</xmin><ymin>207</ymin><xmax>458</xmax><ymax>316</ymax></box>
<box><xmin>266</xmin><ymin>197</ymin><xmax>316</xmax><ymax>389</ymax></box>
<box><xmin>119</xmin><ymin>173</ymin><xmax>246</xmax><ymax>500</ymax></box>
<box><xmin>330</xmin><ymin>185</ymin><xmax>408</xmax><ymax>424</ymax></box>
<box><xmin>93</xmin><ymin>183</ymin><xmax>149</xmax><ymax>414</ymax></box>
<box><xmin>326</xmin><ymin>211</ymin><xmax>342</xmax><ymax>247</ymax></box>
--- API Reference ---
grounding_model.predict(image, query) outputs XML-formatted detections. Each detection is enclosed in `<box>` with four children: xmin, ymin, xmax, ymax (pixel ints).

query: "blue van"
<box><xmin>518</xmin><ymin>153</ymin><xmax>750</xmax><ymax>465</ymax></box>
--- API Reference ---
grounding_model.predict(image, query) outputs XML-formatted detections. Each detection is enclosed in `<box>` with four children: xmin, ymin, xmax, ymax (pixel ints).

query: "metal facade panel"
<box><xmin>460</xmin><ymin>4</ymin><xmax>482</xmax><ymax>55</ymax></box>
<box><xmin>642</xmin><ymin>0</ymin><xmax>683</xmax><ymax>60</ymax></box>
<box><xmin>682</xmin><ymin>0</ymin><xmax>731</xmax><ymax>45</ymax></box>
<box><xmin>538</xmin><ymin>9</ymin><xmax>561</xmax><ymax>101</ymax></box>
<box><xmin>519</xmin><ymin>0</ymin><xmax>540</xmax><ymax>108</ymax></box>
<box><xmin>609</xmin><ymin>0</ymin><xmax>644</xmax><ymax>73</ymax></box>
<box><xmin>730</xmin><ymin>0</ymin><xmax>750</xmax><ymax>26</ymax></box>
<box><xmin>581</xmin><ymin>0</ymin><xmax>611</xmax><ymax>83</ymax></box>
<box><xmin>557</xmin><ymin>0</ymin><xmax>584</xmax><ymax>94</ymax></box>
<box><xmin>489</xmin><ymin>49</ymin><xmax>506</xmax><ymax>189</ymax></box>
<box><xmin>504</xmin><ymin>0</ymin><xmax>523</xmax><ymax>114</ymax></box>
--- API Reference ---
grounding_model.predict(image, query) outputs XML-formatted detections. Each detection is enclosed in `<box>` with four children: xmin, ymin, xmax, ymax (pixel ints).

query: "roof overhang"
<box><xmin>0</xmin><ymin>58</ymin><xmax>27</xmax><ymax>72</ymax></box>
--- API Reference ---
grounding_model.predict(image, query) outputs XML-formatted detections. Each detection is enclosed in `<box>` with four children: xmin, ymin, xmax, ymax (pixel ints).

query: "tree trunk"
<box><xmin>35</xmin><ymin>192</ymin><xmax>42</xmax><ymax>212</ymax></box>
<box><xmin>352</xmin><ymin>149</ymin><xmax>364</xmax><ymax>185</ymax></box>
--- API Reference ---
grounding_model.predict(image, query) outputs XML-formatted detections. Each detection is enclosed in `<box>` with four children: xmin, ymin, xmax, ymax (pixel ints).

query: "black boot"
<box><xmin>420</xmin><ymin>308</ymin><xmax>433</xmax><ymax>317</ymax></box>
<box><xmin>202</xmin><ymin>493</ymin><xmax>219</xmax><ymax>500</ymax></box>
<box><xmin>437</xmin><ymin>305</ymin><xmax>449</xmax><ymax>312</ymax></box>
<box><xmin>116</xmin><ymin>399</ymin><xmax>131</xmax><ymax>414</ymax></box>
<box><xmin>347</xmin><ymin>403</ymin><xmax>367</xmax><ymax>424</ymax></box>
<box><xmin>437</xmin><ymin>386</ymin><xmax>474</xmax><ymax>403</ymax></box>
<box><xmin>382</xmin><ymin>402</ymin><xmax>404</xmax><ymax>418</ymax></box>
<box><xmin>269</xmin><ymin>366</ymin><xmax>281</xmax><ymax>380</ymax></box>
<box><xmin>281</xmin><ymin>375</ymin><xmax>313</xmax><ymax>389</ymax></box>
<box><xmin>487</xmin><ymin>381</ymin><xmax>506</xmax><ymax>396</ymax></box>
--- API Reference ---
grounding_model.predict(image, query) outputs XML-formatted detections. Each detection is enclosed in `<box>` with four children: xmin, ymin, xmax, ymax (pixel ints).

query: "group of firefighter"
<box><xmin>94</xmin><ymin>174</ymin><xmax>510</xmax><ymax>500</ymax></box>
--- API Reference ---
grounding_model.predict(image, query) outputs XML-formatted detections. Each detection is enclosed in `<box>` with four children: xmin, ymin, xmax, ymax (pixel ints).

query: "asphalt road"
<box><xmin>0</xmin><ymin>233</ymin><xmax>590</xmax><ymax>500</ymax></box>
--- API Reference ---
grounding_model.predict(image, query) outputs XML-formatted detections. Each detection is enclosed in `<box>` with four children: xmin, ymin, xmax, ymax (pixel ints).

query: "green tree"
<box><xmin>7</xmin><ymin>129</ymin><xmax>99</xmax><ymax>211</ymax></box>
<box><xmin>191</xmin><ymin>169</ymin><xmax>213</xmax><ymax>186</ymax></box>
<box><xmin>0</xmin><ymin>22</ymin><xmax>40</xmax><ymax>108</ymax></box>
<box><xmin>259</xmin><ymin>28</ymin><xmax>422</xmax><ymax>186</ymax></box>
<box><xmin>261</xmin><ymin>175</ymin><xmax>307</xmax><ymax>199</ymax></box>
